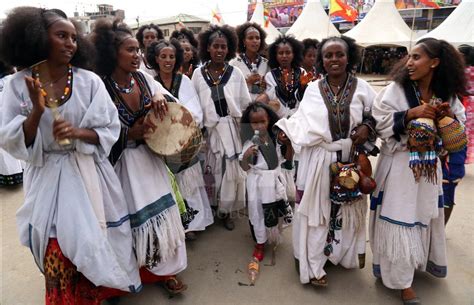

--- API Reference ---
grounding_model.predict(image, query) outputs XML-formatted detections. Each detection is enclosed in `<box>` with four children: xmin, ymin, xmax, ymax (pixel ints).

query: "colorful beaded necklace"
<box><xmin>33</xmin><ymin>64</ymin><xmax>72</xmax><ymax>106</ymax></box>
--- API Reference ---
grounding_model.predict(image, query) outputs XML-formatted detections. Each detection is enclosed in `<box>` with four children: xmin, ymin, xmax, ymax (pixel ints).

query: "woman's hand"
<box><xmin>151</xmin><ymin>92</ymin><xmax>168</xmax><ymax>121</ymax></box>
<box><xmin>52</xmin><ymin>118</ymin><xmax>75</xmax><ymax>141</ymax></box>
<box><xmin>128</xmin><ymin>117</ymin><xmax>147</xmax><ymax>141</ymax></box>
<box><xmin>350</xmin><ymin>125</ymin><xmax>370</xmax><ymax>145</ymax></box>
<box><xmin>436</xmin><ymin>102</ymin><xmax>454</xmax><ymax>118</ymax></box>
<box><xmin>24</xmin><ymin>76</ymin><xmax>45</xmax><ymax>114</ymax></box>
<box><xmin>406</xmin><ymin>104</ymin><xmax>437</xmax><ymax>121</ymax></box>
<box><xmin>246</xmin><ymin>74</ymin><xmax>262</xmax><ymax>87</ymax></box>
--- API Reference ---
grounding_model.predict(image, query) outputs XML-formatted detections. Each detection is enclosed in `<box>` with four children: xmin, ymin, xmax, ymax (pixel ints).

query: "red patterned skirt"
<box><xmin>44</xmin><ymin>238</ymin><xmax>173</xmax><ymax>304</ymax></box>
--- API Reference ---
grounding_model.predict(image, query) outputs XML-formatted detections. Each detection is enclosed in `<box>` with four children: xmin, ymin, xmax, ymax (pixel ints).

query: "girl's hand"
<box><xmin>151</xmin><ymin>92</ymin><xmax>168</xmax><ymax>121</ymax></box>
<box><xmin>406</xmin><ymin>104</ymin><xmax>437</xmax><ymax>121</ymax></box>
<box><xmin>350</xmin><ymin>125</ymin><xmax>370</xmax><ymax>145</ymax></box>
<box><xmin>52</xmin><ymin>118</ymin><xmax>76</xmax><ymax>141</ymax></box>
<box><xmin>24</xmin><ymin>76</ymin><xmax>45</xmax><ymax>114</ymax></box>
<box><xmin>243</xmin><ymin>144</ymin><xmax>258</xmax><ymax>161</ymax></box>
<box><xmin>436</xmin><ymin>102</ymin><xmax>454</xmax><ymax>118</ymax></box>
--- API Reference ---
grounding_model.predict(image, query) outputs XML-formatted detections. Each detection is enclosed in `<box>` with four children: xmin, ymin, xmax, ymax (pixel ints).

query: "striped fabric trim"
<box><xmin>372</xmin><ymin>264</ymin><xmax>381</xmax><ymax>278</ymax></box>
<box><xmin>106</xmin><ymin>214</ymin><xmax>130</xmax><ymax>228</ymax></box>
<box><xmin>370</xmin><ymin>191</ymin><xmax>384</xmax><ymax>211</ymax></box>
<box><xmin>129</xmin><ymin>193</ymin><xmax>176</xmax><ymax>228</ymax></box>
<box><xmin>378</xmin><ymin>215</ymin><xmax>428</xmax><ymax>228</ymax></box>
<box><xmin>426</xmin><ymin>260</ymin><xmax>447</xmax><ymax>278</ymax></box>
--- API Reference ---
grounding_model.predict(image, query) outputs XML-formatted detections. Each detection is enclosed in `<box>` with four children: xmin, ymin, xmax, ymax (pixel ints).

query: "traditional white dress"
<box><xmin>0</xmin><ymin>68</ymin><xmax>141</xmax><ymax>291</ymax></box>
<box><xmin>229</xmin><ymin>54</ymin><xmax>269</xmax><ymax>102</ymax></box>
<box><xmin>104</xmin><ymin>70</ymin><xmax>187</xmax><ymax>276</ymax></box>
<box><xmin>276</xmin><ymin>77</ymin><xmax>376</xmax><ymax>284</ymax></box>
<box><xmin>241</xmin><ymin>139</ymin><xmax>291</xmax><ymax>244</ymax></box>
<box><xmin>0</xmin><ymin>75</ymin><xmax>23</xmax><ymax>186</ymax></box>
<box><xmin>192</xmin><ymin>64</ymin><xmax>251</xmax><ymax>213</ymax></box>
<box><xmin>265</xmin><ymin>67</ymin><xmax>306</xmax><ymax>118</ymax></box>
<box><xmin>158</xmin><ymin>73</ymin><xmax>214</xmax><ymax>232</ymax></box>
<box><xmin>369</xmin><ymin>82</ymin><xmax>465</xmax><ymax>289</ymax></box>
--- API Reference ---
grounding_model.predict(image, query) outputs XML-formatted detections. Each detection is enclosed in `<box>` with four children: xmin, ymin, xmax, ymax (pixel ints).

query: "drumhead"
<box><xmin>145</xmin><ymin>102</ymin><xmax>201</xmax><ymax>157</ymax></box>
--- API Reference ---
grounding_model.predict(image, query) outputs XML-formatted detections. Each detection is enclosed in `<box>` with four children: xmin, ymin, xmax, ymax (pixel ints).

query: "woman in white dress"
<box><xmin>91</xmin><ymin>19</ymin><xmax>188</xmax><ymax>295</ymax></box>
<box><xmin>229</xmin><ymin>22</ymin><xmax>269</xmax><ymax>102</ymax></box>
<box><xmin>136</xmin><ymin>23</ymin><xmax>164</xmax><ymax>77</ymax></box>
<box><xmin>146</xmin><ymin>38</ymin><xmax>214</xmax><ymax>240</ymax></box>
<box><xmin>192</xmin><ymin>25</ymin><xmax>252</xmax><ymax>230</ymax></box>
<box><xmin>0</xmin><ymin>7</ymin><xmax>140</xmax><ymax>304</ymax></box>
<box><xmin>265</xmin><ymin>35</ymin><xmax>309</xmax><ymax>118</ymax></box>
<box><xmin>0</xmin><ymin>62</ymin><xmax>23</xmax><ymax>186</ymax></box>
<box><xmin>276</xmin><ymin>36</ymin><xmax>377</xmax><ymax>288</ymax></box>
<box><xmin>370</xmin><ymin>38</ymin><xmax>466</xmax><ymax>305</ymax></box>
<box><xmin>171</xmin><ymin>28</ymin><xmax>200</xmax><ymax>79</ymax></box>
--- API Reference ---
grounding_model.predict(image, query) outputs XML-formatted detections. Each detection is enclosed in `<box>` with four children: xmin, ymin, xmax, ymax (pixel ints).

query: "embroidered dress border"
<box><xmin>129</xmin><ymin>193</ymin><xmax>176</xmax><ymax>228</ymax></box>
<box><xmin>319</xmin><ymin>74</ymin><xmax>357</xmax><ymax>141</ymax></box>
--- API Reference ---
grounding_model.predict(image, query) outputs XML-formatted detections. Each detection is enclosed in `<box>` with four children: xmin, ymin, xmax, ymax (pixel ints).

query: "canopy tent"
<box><xmin>249</xmin><ymin>1</ymin><xmax>281</xmax><ymax>44</ymax></box>
<box><xmin>344</xmin><ymin>0</ymin><xmax>416</xmax><ymax>48</ymax></box>
<box><xmin>286</xmin><ymin>0</ymin><xmax>340</xmax><ymax>40</ymax></box>
<box><xmin>419</xmin><ymin>0</ymin><xmax>474</xmax><ymax>47</ymax></box>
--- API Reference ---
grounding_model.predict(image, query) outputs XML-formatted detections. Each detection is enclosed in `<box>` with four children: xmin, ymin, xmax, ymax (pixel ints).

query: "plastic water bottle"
<box><xmin>247</xmin><ymin>256</ymin><xmax>260</xmax><ymax>286</ymax></box>
<box><xmin>250</xmin><ymin>130</ymin><xmax>261</xmax><ymax>165</ymax></box>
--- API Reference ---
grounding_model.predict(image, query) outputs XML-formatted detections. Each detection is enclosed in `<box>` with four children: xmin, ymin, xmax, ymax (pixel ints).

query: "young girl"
<box><xmin>240</xmin><ymin>102</ymin><xmax>294</xmax><ymax>261</ymax></box>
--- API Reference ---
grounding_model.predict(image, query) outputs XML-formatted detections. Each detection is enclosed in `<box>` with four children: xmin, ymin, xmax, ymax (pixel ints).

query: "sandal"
<box><xmin>310</xmin><ymin>275</ymin><xmax>328</xmax><ymax>287</ymax></box>
<box><xmin>161</xmin><ymin>276</ymin><xmax>188</xmax><ymax>295</ymax></box>
<box><xmin>185</xmin><ymin>231</ymin><xmax>197</xmax><ymax>241</ymax></box>
<box><xmin>223</xmin><ymin>214</ymin><xmax>235</xmax><ymax>231</ymax></box>
<box><xmin>401</xmin><ymin>289</ymin><xmax>421</xmax><ymax>305</ymax></box>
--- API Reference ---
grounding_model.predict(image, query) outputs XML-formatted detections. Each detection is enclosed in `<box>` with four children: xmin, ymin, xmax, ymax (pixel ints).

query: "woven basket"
<box><xmin>437</xmin><ymin>116</ymin><xmax>467</xmax><ymax>153</ymax></box>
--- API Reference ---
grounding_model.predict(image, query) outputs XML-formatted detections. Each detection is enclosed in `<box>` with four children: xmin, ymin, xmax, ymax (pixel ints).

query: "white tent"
<box><xmin>286</xmin><ymin>0</ymin><xmax>340</xmax><ymax>40</ymax></box>
<box><xmin>419</xmin><ymin>0</ymin><xmax>474</xmax><ymax>47</ymax></box>
<box><xmin>344</xmin><ymin>0</ymin><xmax>416</xmax><ymax>48</ymax></box>
<box><xmin>249</xmin><ymin>1</ymin><xmax>281</xmax><ymax>44</ymax></box>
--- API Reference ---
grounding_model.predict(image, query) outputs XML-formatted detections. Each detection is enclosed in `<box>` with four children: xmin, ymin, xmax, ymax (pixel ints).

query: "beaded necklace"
<box><xmin>111</xmin><ymin>75</ymin><xmax>135</xmax><ymax>94</ymax></box>
<box><xmin>33</xmin><ymin>64</ymin><xmax>72</xmax><ymax>106</ymax></box>
<box><xmin>240</xmin><ymin>53</ymin><xmax>262</xmax><ymax>72</ymax></box>
<box><xmin>204</xmin><ymin>62</ymin><xmax>229</xmax><ymax>85</ymax></box>
<box><xmin>279</xmin><ymin>67</ymin><xmax>295</xmax><ymax>93</ymax></box>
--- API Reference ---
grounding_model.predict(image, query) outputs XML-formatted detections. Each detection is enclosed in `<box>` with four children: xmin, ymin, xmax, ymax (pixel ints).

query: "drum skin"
<box><xmin>145</xmin><ymin>103</ymin><xmax>203</xmax><ymax>164</ymax></box>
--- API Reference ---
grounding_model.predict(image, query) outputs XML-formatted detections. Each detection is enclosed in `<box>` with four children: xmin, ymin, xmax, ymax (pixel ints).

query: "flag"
<box><xmin>263</xmin><ymin>8</ymin><xmax>270</xmax><ymax>28</ymax></box>
<box><xmin>212</xmin><ymin>10</ymin><xmax>222</xmax><ymax>23</ymax></box>
<box><xmin>329</xmin><ymin>0</ymin><xmax>358</xmax><ymax>22</ymax></box>
<box><xmin>211</xmin><ymin>5</ymin><xmax>224</xmax><ymax>25</ymax></box>
<box><xmin>418</xmin><ymin>0</ymin><xmax>440</xmax><ymax>9</ymax></box>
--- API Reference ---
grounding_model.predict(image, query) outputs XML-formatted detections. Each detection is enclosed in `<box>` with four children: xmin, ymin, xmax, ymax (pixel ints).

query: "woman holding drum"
<box><xmin>192</xmin><ymin>25</ymin><xmax>252</xmax><ymax>230</ymax></box>
<box><xmin>91</xmin><ymin>19</ymin><xmax>188</xmax><ymax>295</ymax></box>
<box><xmin>147</xmin><ymin>38</ymin><xmax>214</xmax><ymax>240</ymax></box>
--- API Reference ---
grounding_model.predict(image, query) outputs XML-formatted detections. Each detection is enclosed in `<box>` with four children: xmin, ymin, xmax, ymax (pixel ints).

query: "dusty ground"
<box><xmin>1</xmin><ymin>76</ymin><xmax>473</xmax><ymax>305</ymax></box>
